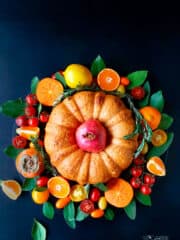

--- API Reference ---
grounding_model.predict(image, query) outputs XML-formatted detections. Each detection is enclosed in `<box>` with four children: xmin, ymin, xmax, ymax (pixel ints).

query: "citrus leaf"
<box><xmin>42</xmin><ymin>202</ymin><xmax>55</xmax><ymax>220</ymax></box>
<box><xmin>138</xmin><ymin>81</ymin><xmax>151</xmax><ymax>107</ymax></box>
<box><xmin>124</xmin><ymin>199</ymin><xmax>136</xmax><ymax>220</ymax></box>
<box><xmin>93</xmin><ymin>183</ymin><xmax>108</xmax><ymax>192</ymax></box>
<box><xmin>76</xmin><ymin>206</ymin><xmax>89</xmax><ymax>221</ymax></box>
<box><xmin>31</xmin><ymin>76</ymin><xmax>39</xmax><ymax>94</ymax></box>
<box><xmin>104</xmin><ymin>207</ymin><xmax>115</xmax><ymax>221</ymax></box>
<box><xmin>90</xmin><ymin>55</ymin><xmax>106</xmax><ymax>76</ymax></box>
<box><xmin>31</xmin><ymin>219</ymin><xmax>46</xmax><ymax>240</ymax></box>
<box><xmin>63</xmin><ymin>201</ymin><xmax>76</xmax><ymax>229</ymax></box>
<box><xmin>127</xmin><ymin>70</ymin><xmax>148</xmax><ymax>89</ymax></box>
<box><xmin>150</xmin><ymin>90</ymin><xmax>165</xmax><ymax>112</ymax></box>
<box><xmin>135</xmin><ymin>191</ymin><xmax>152</xmax><ymax>206</ymax></box>
<box><xmin>147</xmin><ymin>132</ymin><xmax>174</xmax><ymax>159</ymax></box>
<box><xmin>22</xmin><ymin>178</ymin><xmax>36</xmax><ymax>191</ymax></box>
<box><xmin>3</xmin><ymin>145</ymin><xmax>23</xmax><ymax>159</ymax></box>
<box><xmin>158</xmin><ymin>113</ymin><xmax>174</xmax><ymax>130</ymax></box>
<box><xmin>55</xmin><ymin>72</ymin><xmax>67</xmax><ymax>88</ymax></box>
<box><xmin>0</xmin><ymin>98</ymin><xmax>26</xmax><ymax>118</ymax></box>
<box><xmin>37</xmin><ymin>104</ymin><xmax>42</xmax><ymax>116</ymax></box>
<box><xmin>84</xmin><ymin>184</ymin><xmax>90</xmax><ymax>196</ymax></box>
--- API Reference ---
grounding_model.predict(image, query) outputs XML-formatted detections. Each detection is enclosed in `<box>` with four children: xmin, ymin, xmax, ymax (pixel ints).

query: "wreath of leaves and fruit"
<box><xmin>0</xmin><ymin>55</ymin><xmax>174</xmax><ymax>240</ymax></box>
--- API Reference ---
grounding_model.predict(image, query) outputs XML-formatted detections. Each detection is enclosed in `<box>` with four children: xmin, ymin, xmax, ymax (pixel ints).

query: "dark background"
<box><xmin>0</xmin><ymin>1</ymin><xmax>179</xmax><ymax>239</ymax></box>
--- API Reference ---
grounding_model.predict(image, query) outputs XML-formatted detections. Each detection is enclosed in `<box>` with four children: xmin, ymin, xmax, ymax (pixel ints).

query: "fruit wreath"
<box><xmin>0</xmin><ymin>55</ymin><xmax>174</xmax><ymax>239</ymax></box>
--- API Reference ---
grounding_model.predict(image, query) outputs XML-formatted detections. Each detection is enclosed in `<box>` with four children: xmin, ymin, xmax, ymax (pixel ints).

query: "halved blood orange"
<box><xmin>36</xmin><ymin>78</ymin><xmax>64</xmax><ymax>106</ymax></box>
<box><xmin>47</xmin><ymin>176</ymin><xmax>70</xmax><ymax>198</ymax></box>
<box><xmin>97</xmin><ymin>68</ymin><xmax>120</xmax><ymax>91</ymax></box>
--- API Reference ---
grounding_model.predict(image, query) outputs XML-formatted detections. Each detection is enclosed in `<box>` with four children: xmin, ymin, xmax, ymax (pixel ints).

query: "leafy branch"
<box><xmin>30</xmin><ymin>137</ymin><xmax>58</xmax><ymax>176</ymax></box>
<box><xmin>124</xmin><ymin>94</ymin><xmax>152</xmax><ymax>157</ymax></box>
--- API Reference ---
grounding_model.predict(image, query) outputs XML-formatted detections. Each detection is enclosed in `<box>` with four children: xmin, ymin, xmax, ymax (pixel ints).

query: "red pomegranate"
<box><xmin>75</xmin><ymin>119</ymin><xmax>107</xmax><ymax>153</ymax></box>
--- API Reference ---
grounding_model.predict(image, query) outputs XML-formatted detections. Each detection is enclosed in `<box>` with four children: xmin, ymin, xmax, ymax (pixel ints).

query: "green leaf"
<box><xmin>90</xmin><ymin>55</ymin><xmax>106</xmax><ymax>76</ymax></box>
<box><xmin>42</xmin><ymin>202</ymin><xmax>55</xmax><ymax>220</ymax></box>
<box><xmin>84</xmin><ymin>184</ymin><xmax>90</xmax><ymax>196</ymax></box>
<box><xmin>76</xmin><ymin>206</ymin><xmax>89</xmax><ymax>221</ymax></box>
<box><xmin>135</xmin><ymin>191</ymin><xmax>152</xmax><ymax>206</ymax></box>
<box><xmin>127</xmin><ymin>70</ymin><xmax>148</xmax><ymax>89</ymax></box>
<box><xmin>104</xmin><ymin>207</ymin><xmax>115</xmax><ymax>221</ymax></box>
<box><xmin>3</xmin><ymin>145</ymin><xmax>23</xmax><ymax>159</ymax></box>
<box><xmin>124</xmin><ymin>199</ymin><xmax>136</xmax><ymax>220</ymax></box>
<box><xmin>31</xmin><ymin>219</ymin><xmax>46</xmax><ymax>240</ymax></box>
<box><xmin>0</xmin><ymin>98</ymin><xmax>26</xmax><ymax>118</ymax></box>
<box><xmin>93</xmin><ymin>183</ymin><xmax>108</xmax><ymax>192</ymax></box>
<box><xmin>63</xmin><ymin>201</ymin><xmax>76</xmax><ymax>229</ymax></box>
<box><xmin>150</xmin><ymin>90</ymin><xmax>165</xmax><ymax>112</ymax></box>
<box><xmin>138</xmin><ymin>81</ymin><xmax>151</xmax><ymax>107</ymax></box>
<box><xmin>31</xmin><ymin>76</ymin><xmax>39</xmax><ymax>94</ymax></box>
<box><xmin>22</xmin><ymin>178</ymin><xmax>36</xmax><ymax>191</ymax></box>
<box><xmin>37</xmin><ymin>104</ymin><xmax>42</xmax><ymax>116</ymax></box>
<box><xmin>55</xmin><ymin>72</ymin><xmax>67</xmax><ymax>88</ymax></box>
<box><xmin>158</xmin><ymin>113</ymin><xmax>174</xmax><ymax>130</ymax></box>
<box><xmin>147</xmin><ymin>132</ymin><xmax>174</xmax><ymax>159</ymax></box>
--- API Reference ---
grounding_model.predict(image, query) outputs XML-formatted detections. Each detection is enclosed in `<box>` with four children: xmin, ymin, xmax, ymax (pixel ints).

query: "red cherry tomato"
<box><xmin>140</xmin><ymin>184</ymin><xmax>152</xmax><ymax>195</ymax></box>
<box><xmin>89</xmin><ymin>188</ymin><xmax>101</xmax><ymax>202</ymax></box>
<box><xmin>131</xmin><ymin>87</ymin><xmax>145</xmax><ymax>100</ymax></box>
<box><xmin>130</xmin><ymin>166</ymin><xmax>143</xmax><ymax>177</ymax></box>
<box><xmin>28</xmin><ymin>117</ymin><xmax>39</xmax><ymax>127</ymax></box>
<box><xmin>39</xmin><ymin>111</ymin><xmax>49</xmax><ymax>123</ymax></box>
<box><xmin>25</xmin><ymin>94</ymin><xmax>38</xmax><ymax>106</ymax></box>
<box><xmin>15</xmin><ymin>115</ymin><xmax>28</xmax><ymax>127</ymax></box>
<box><xmin>133</xmin><ymin>155</ymin><xmax>145</xmax><ymax>165</ymax></box>
<box><xmin>12</xmin><ymin>135</ymin><xmax>27</xmax><ymax>149</ymax></box>
<box><xmin>25</xmin><ymin>106</ymin><xmax>36</xmax><ymax>117</ymax></box>
<box><xmin>36</xmin><ymin>176</ymin><xmax>49</xmax><ymax>187</ymax></box>
<box><xmin>143</xmin><ymin>174</ymin><xmax>156</xmax><ymax>185</ymax></box>
<box><xmin>80</xmin><ymin>199</ymin><xmax>95</xmax><ymax>213</ymax></box>
<box><xmin>130</xmin><ymin>177</ymin><xmax>141</xmax><ymax>189</ymax></box>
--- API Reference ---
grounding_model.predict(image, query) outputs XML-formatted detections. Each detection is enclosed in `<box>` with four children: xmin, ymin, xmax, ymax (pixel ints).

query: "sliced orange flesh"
<box><xmin>105</xmin><ymin>178</ymin><xmax>133</xmax><ymax>208</ymax></box>
<box><xmin>97</xmin><ymin>68</ymin><xmax>120</xmax><ymax>91</ymax></box>
<box><xmin>139</xmin><ymin>106</ymin><xmax>161</xmax><ymax>130</ymax></box>
<box><xmin>47</xmin><ymin>176</ymin><xmax>70</xmax><ymax>198</ymax></box>
<box><xmin>0</xmin><ymin>180</ymin><xmax>22</xmax><ymax>200</ymax></box>
<box><xmin>36</xmin><ymin>78</ymin><xmax>64</xmax><ymax>106</ymax></box>
<box><xmin>146</xmin><ymin>156</ymin><xmax>166</xmax><ymax>176</ymax></box>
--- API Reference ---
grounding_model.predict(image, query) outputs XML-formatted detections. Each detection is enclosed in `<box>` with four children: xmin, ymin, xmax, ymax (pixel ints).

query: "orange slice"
<box><xmin>139</xmin><ymin>106</ymin><xmax>161</xmax><ymax>130</ymax></box>
<box><xmin>97</xmin><ymin>68</ymin><xmax>120</xmax><ymax>91</ymax></box>
<box><xmin>16</xmin><ymin>126</ymin><xmax>40</xmax><ymax>140</ymax></box>
<box><xmin>146</xmin><ymin>156</ymin><xmax>166</xmax><ymax>176</ymax></box>
<box><xmin>105</xmin><ymin>178</ymin><xmax>133</xmax><ymax>208</ymax></box>
<box><xmin>36</xmin><ymin>78</ymin><xmax>64</xmax><ymax>106</ymax></box>
<box><xmin>151</xmin><ymin>129</ymin><xmax>168</xmax><ymax>147</ymax></box>
<box><xmin>0</xmin><ymin>180</ymin><xmax>22</xmax><ymax>200</ymax></box>
<box><xmin>47</xmin><ymin>176</ymin><xmax>70</xmax><ymax>198</ymax></box>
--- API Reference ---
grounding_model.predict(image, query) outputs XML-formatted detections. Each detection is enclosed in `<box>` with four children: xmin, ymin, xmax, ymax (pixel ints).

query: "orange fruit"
<box><xmin>105</xmin><ymin>178</ymin><xmax>134</xmax><ymax>208</ymax></box>
<box><xmin>55</xmin><ymin>196</ymin><xmax>71</xmax><ymax>209</ymax></box>
<box><xmin>31</xmin><ymin>188</ymin><xmax>49</xmax><ymax>204</ymax></box>
<box><xmin>47</xmin><ymin>176</ymin><xmax>70</xmax><ymax>198</ymax></box>
<box><xmin>120</xmin><ymin>76</ymin><xmax>130</xmax><ymax>86</ymax></box>
<box><xmin>0</xmin><ymin>180</ymin><xmax>22</xmax><ymax>200</ymax></box>
<box><xmin>16</xmin><ymin>126</ymin><xmax>40</xmax><ymax>140</ymax></box>
<box><xmin>97</xmin><ymin>68</ymin><xmax>120</xmax><ymax>91</ymax></box>
<box><xmin>36</xmin><ymin>78</ymin><xmax>64</xmax><ymax>106</ymax></box>
<box><xmin>146</xmin><ymin>156</ymin><xmax>166</xmax><ymax>176</ymax></box>
<box><xmin>139</xmin><ymin>106</ymin><xmax>161</xmax><ymax>130</ymax></box>
<box><xmin>90</xmin><ymin>209</ymin><xmax>104</xmax><ymax>218</ymax></box>
<box><xmin>151</xmin><ymin>129</ymin><xmax>168</xmax><ymax>147</ymax></box>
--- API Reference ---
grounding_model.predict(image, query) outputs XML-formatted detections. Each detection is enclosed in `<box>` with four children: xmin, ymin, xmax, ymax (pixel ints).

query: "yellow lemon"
<box><xmin>63</xmin><ymin>64</ymin><xmax>93</xmax><ymax>88</ymax></box>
